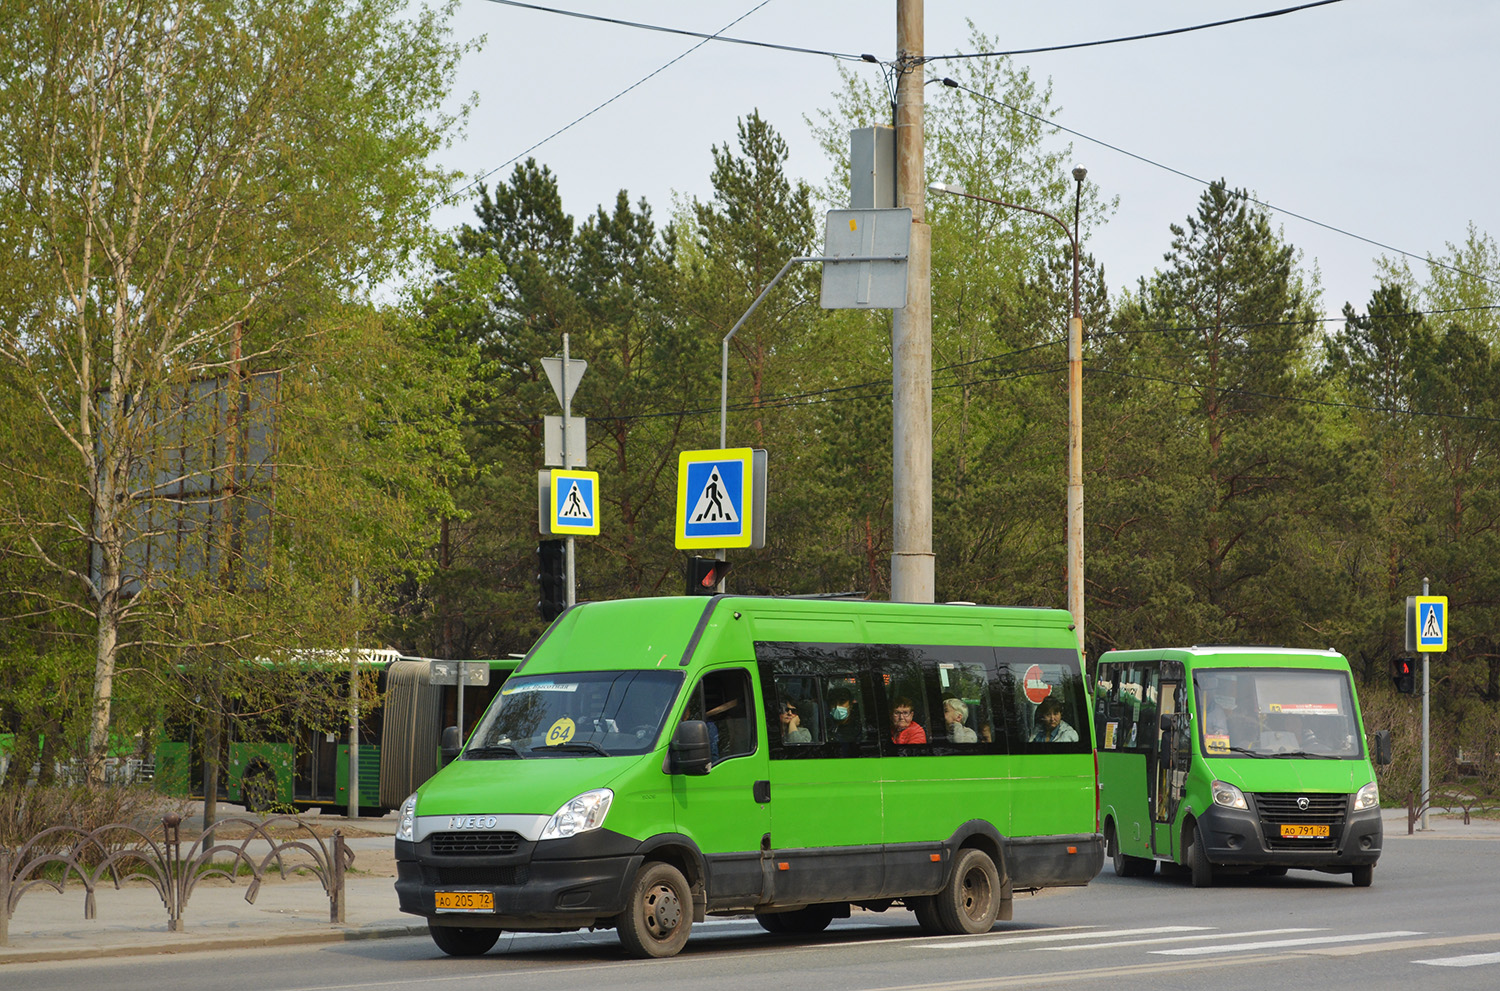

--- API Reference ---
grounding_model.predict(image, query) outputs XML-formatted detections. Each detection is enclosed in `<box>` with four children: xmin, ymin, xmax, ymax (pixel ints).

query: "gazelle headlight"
<box><xmin>540</xmin><ymin>788</ymin><xmax>613</xmax><ymax>840</ymax></box>
<box><xmin>396</xmin><ymin>793</ymin><xmax>417</xmax><ymax>842</ymax></box>
<box><xmin>1211</xmin><ymin>780</ymin><xmax>1248</xmax><ymax>810</ymax></box>
<box><xmin>1353</xmin><ymin>781</ymin><xmax>1380</xmax><ymax>811</ymax></box>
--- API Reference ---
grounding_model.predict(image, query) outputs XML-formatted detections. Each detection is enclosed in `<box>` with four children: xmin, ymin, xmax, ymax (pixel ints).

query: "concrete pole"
<box><xmin>890</xmin><ymin>0</ymin><xmax>934</xmax><ymax>603</ymax></box>
<box><xmin>562</xmin><ymin>334</ymin><xmax>576</xmax><ymax>608</ymax></box>
<box><xmin>1067</xmin><ymin>167</ymin><xmax>1087</xmax><ymax>657</ymax></box>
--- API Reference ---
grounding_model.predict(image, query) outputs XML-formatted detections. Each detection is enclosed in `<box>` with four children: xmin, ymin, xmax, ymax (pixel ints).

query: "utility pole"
<box><xmin>891</xmin><ymin>0</ymin><xmax>933</xmax><ymax>603</ymax></box>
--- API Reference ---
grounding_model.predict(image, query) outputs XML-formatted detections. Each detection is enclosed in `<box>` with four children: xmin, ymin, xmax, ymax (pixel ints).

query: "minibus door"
<box><xmin>1151</xmin><ymin>674</ymin><xmax>1190</xmax><ymax>860</ymax></box>
<box><xmin>671</xmin><ymin>667</ymin><xmax>771</xmax><ymax>906</ymax></box>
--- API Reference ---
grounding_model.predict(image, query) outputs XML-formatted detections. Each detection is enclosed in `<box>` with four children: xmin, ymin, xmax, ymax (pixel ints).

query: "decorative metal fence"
<box><xmin>0</xmin><ymin>814</ymin><xmax>351</xmax><ymax>945</ymax></box>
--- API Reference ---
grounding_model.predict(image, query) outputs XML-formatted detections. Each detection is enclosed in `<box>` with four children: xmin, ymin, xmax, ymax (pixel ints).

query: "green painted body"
<box><xmin>410</xmin><ymin>595</ymin><xmax>1102</xmax><ymax>911</ymax></box>
<box><xmin>1094</xmin><ymin>646</ymin><xmax>1382</xmax><ymax>872</ymax></box>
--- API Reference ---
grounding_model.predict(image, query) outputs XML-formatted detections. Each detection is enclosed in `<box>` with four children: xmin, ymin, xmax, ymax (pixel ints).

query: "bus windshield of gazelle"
<box><xmin>1194</xmin><ymin>668</ymin><xmax>1362</xmax><ymax>758</ymax></box>
<box><xmin>465</xmin><ymin>670</ymin><xmax>683</xmax><ymax>758</ymax></box>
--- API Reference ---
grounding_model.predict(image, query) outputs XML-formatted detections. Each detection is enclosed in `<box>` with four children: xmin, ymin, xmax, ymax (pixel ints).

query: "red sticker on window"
<box><xmin>1023</xmin><ymin>665</ymin><xmax>1053</xmax><ymax>705</ymax></box>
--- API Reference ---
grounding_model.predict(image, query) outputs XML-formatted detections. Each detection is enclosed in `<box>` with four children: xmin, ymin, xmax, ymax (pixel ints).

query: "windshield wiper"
<box><xmin>542</xmin><ymin>740</ymin><xmax>612</xmax><ymax>757</ymax></box>
<box><xmin>1268</xmin><ymin>749</ymin><xmax>1340</xmax><ymax>760</ymax></box>
<box><xmin>1224</xmin><ymin>746</ymin><xmax>1266</xmax><ymax>758</ymax></box>
<box><xmin>463</xmin><ymin>743</ymin><xmax>525</xmax><ymax>759</ymax></box>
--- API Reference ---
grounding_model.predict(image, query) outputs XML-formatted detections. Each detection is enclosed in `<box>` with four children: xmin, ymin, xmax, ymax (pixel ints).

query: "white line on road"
<box><xmin>1154</xmin><ymin>930</ymin><xmax>1425</xmax><ymax>955</ymax></box>
<box><xmin>1414</xmin><ymin>951</ymin><xmax>1500</xmax><ymax>967</ymax></box>
<box><xmin>912</xmin><ymin>926</ymin><xmax>1211</xmax><ymax>949</ymax></box>
<box><xmin>1038</xmin><ymin>928</ymin><xmax>1321</xmax><ymax>950</ymax></box>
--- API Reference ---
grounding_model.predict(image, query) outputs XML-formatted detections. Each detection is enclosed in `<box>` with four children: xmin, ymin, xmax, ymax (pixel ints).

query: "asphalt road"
<box><xmin>11</xmin><ymin>830</ymin><xmax>1497</xmax><ymax>991</ymax></box>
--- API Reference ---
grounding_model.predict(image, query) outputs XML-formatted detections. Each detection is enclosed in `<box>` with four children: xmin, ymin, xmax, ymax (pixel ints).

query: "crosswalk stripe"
<box><xmin>1039</xmin><ymin>928</ymin><xmax>1320</xmax><ymax>950</ymax></box>
<box><xmin>1414</xmin><ymin>951</ymin><xmax>1500</xmax><ymax>967</ymax></box>
<box><xmin>913</xmin><ymin>926</ymin><xmax>1210</xmax><ymax>949</ymax></box>
<box><xmin>1155</xmin><ymin>930</ymin><xmax>1423</xmax><ymax>956</ymax></box>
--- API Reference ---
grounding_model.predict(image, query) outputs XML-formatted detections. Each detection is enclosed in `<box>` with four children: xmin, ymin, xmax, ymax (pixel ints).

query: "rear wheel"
<box><xmin>934</xmin><ymin>848</ymin><xmax>1001</xmax><ymax>935</ymax></box>
<box><xmin>428</xmin><ymin>922</ymin><xmax>500</xmax><ymax>957</ymax></box>
<box><xmin>1109</xmin><ymin>824</ymin><xmax>1156</xmax><ymax>878</ymax></box>
<box><xmin>1188</xmin><ymin>824</ymin><xmax>1214</xmax><ymax>888</ymax></box>
<box><xmin>618</xmin><ymin>862</ymin><xmax>692</xmax><ymax>958</ymax></box>
<box><xmin>1350</xmin><ymin>864</ymin><xmax>1373</xmax><ymax>887</ymax></box>
<box><xmin>909</xmin><ymin>895</ymin><xmax>944</xmax><ymax>934</ymax></box>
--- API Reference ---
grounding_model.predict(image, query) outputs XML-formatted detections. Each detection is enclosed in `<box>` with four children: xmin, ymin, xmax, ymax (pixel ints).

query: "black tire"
<box><xmin>1108</xmin><ymin>824</ymin><xmax>1156</xmax><ymax>878</ymax></box>
<box><xmin>1189</xmin><ymin>823</ymin><xmax>1214</xmax><ymax>888</ymax></box>
<box><xmin>755</xmin><ymin>904</ymin><xmax>836</xmax><ymax>935</ymax></box>
<box><xmin>1256</xmin><ymin>866</ymin><xmax>1289</xmax><ymax>877</ymax></box>
<box><xmin>618</xmin><ymin>862</ymin><xmax>692</xmax><ymax>958</ymax></box>
<box><xmin>241</xmin><ymin>764</ymin><xmax>277</xmax><ymax>814</ymax></box>
<box><xmin>1350</xmin><ymin>864</ymin><xmax>1373</xmax><ymax>887</ymax></box>
<box><xmin>934</xmin><ymin>848</ymin><xmax>1001</xmax><ymax>935</ymax></box>
<box><xmin>428</xmin><ymin>922</ymin><xmax>500</xmax><ymax>957</ymax></box>
<box><xmin>909</xmin><ymin>895</ymin><xmax>944</xmax><ymax>934</ymax></box>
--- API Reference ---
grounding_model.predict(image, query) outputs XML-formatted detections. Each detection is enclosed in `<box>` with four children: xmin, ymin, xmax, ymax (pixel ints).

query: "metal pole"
<box><xmin>1421</xmin><ymin>576</ymin><xmax>1430</xmax><ymax>831</ymax></box>
<box><xmin>1067</xmin><ymin>168</ymin><xmax>1086</xmax><ymax>658</ymax></box>
<box><xmin>891</xmin><ymin>0</ymin><xmax>934</xmax><ymax>603</ymax></box>
<box><xmin>562</xmin><ymin>334</ymin><xmax>576</xmax><ymax>608</ymax></box>
<box><xmin>347</xmin><ymin>578</ymin><xmax>359</xmax><ymax>819</ymax></box>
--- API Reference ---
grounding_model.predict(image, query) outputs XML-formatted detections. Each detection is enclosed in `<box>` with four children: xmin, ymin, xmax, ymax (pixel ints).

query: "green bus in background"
<box><xmin>1093</xmin><ymin>645</ymin><xmax>1390</xmax><ymax>888</ymax></box>
<box><xmin>153</xmin><ymin>651</ymin><xmax>516</xmax><ymax>815</ymax></box>
<box><xmin>395</xmin><ymin>595</ymin><xmax>1103</xmax><ymax>959</ymax></box>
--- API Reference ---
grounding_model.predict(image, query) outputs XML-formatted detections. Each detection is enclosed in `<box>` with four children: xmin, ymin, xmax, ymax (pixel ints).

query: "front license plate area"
<box><xmin>1279</xmin><ymin>824</ymin><xmax>1330</xmax><ymax>839</ymax></box>
<box><xmin>435</xmin><ymin>890</ymin><xmax>495</xmax><ymax>913</ymax></box>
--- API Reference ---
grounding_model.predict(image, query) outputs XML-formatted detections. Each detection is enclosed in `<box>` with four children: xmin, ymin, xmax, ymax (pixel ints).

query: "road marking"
<box><xmin>912</xmin><ymin>926</ymin><xmax>1210</xmax><ymax>949</ymax></box>
<box><xmin>1038</xmin><ymin>928</ymin><xmax>1321</xmax><ymax>950</ymax></box>
<box><xmin>1155</xmin><ymin>930</ymin><xmax>1424</xmax><ymax>955</ymax></box>
<box><xmin>1415</xmin><ymin>951</ymin><xmax>1500</xmax><ymax>967</ymax></box>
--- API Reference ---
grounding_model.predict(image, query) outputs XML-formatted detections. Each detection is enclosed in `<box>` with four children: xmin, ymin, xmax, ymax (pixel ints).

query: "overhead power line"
<box><xmin>925</xmin><ymin>0</ymin><xmax>1347</xmax><ymax>62</ymax></box>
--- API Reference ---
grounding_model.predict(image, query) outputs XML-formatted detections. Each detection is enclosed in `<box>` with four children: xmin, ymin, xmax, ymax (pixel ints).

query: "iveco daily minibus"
<box><xmin>395</xmin><ymin>595</ymin><xmax>1104</xmax><ymax>957</ymax></box>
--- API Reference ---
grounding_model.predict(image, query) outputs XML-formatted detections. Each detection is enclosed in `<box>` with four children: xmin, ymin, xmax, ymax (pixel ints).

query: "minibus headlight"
<box><xmin>540</xmin><ymin>788</ymin><xmax>614</xmax><ymax>841</ymax></box>
<box><xmin>396</xmin><ymin>793</ymin><xmax>417</xmax><ymax>842</ymax></box>
<box><xmin>1353</xmin><ymin>781</ymin><xmax>1380</xmax><ymax>811</ymax></box>
<box><xmin>1211</xmin><ymin>780</ymin><xmax>1248</xmax><ymax>810</ymax></box>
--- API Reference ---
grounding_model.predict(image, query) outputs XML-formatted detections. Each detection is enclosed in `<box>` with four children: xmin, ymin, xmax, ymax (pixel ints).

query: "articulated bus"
<box><xmin>153</xmin><ymin>651</ymin><xmax>517</xmax><ymax>815</ymax></box>
<box><xmin>395</xmin><ymin>595</ymin><xmax>1103</xmax><ymax>958</ymax></box>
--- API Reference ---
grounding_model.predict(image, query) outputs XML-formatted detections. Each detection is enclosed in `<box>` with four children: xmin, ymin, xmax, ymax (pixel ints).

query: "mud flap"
<box><xmin>998</xmin><ymin>875</ymin><xmax>1014</xmax><ymax>921</ymax></box>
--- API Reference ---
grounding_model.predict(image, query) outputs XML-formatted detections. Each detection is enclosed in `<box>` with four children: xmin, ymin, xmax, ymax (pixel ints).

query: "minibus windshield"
<box><xmin>1194</xmin><ymin>667</ymin><xmax>1362</xmax><ymax>759</ymax></box>
<box><xmin>464</xmin><ymin>670</ymin><xmax>684</xmax><ymax>758</ymax></box>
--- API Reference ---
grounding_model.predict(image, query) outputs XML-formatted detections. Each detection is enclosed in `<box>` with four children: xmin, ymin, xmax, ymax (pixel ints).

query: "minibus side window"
<box><xmin>994</xmin><ymin>648</ymin><xmax>1091</xmax><ymax>753</ymax></box>
<box><xmin>771</xmin><ymin>674</ymin><xmax>822</xmax><ymax>746</ymax></box>
<box><xmin>684</xmin><ymin>669</ymin><xmax>757</xmax><ymax>762</ymax></box>
<box><xmin>875</xmin><ymin>649</ymin><xmax>932</xmax><ymax>749</ymax></box>
<box><xmin>933</xmin><ymin>659</ymin><xmax>991</xmax><ymax>747</ymax></box>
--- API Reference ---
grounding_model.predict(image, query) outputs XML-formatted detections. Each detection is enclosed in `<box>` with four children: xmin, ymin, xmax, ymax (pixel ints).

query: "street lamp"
<box><xmin>928</xmin><ymin>169</ymin><xmax>1090</xmax><ymax>657</ymax></box>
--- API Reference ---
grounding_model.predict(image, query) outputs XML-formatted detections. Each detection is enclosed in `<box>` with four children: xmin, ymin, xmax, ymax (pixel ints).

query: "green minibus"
<box><xmin>395</xmin><ymin>595</ymin><xmax>1103</xmax><ymax>958</ymax></box>
<box><xmin>1093</xmin><ymin>645</ymin><xmax>1390</xmax><ymax>888</ymax></box>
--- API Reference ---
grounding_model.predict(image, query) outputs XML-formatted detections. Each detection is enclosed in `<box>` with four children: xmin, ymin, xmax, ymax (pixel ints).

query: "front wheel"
<box><xmin>934</xmin><ymin>848</ymin><xmax>1001</xmax><ymax>935</ymax></box>
<box><xmin>618</xmin><ymin>862</ymin><xmax>692</xmax><ymax>958</ymax></box>
<box><xmin>1350</xmin><ymin>864</ymin><xmax>1374</xmax><ymax>887</ymax></box>
<box><xmin>1109</xmin><ymin>825</ymin><xmax>1156</xmax><ymax>878</ymax></box>
<box><xmin>428</xmin><ymin>922</ymin><xmax>500</xmax><ymax>957</ymax></box>
<box><xmin>1188</xmin><ymin>824</ymin><xmax>1214</xmax><ymax>888</ymax></box>
<box><xmin>755</xmin><ymin>904</ymin><xmax>837</xmax><ymax>935</ymax></box>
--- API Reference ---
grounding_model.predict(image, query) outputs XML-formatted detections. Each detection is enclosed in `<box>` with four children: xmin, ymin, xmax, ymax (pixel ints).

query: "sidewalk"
<box><xmin>0</xmin><ymin>810</ymin><xmax>424</xmax><ymax>966</ymax></box>
<box><xmin>2</xmin><ymin>809</ymin><xmax>1495</xmax><ymax>965</ymax></box>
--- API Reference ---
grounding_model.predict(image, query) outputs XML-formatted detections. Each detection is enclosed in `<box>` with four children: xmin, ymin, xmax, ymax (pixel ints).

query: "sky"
<box><xmin>428</xmin><ymin>1</ymin><xmax>1499</xmax><ymax>322</ymax></box>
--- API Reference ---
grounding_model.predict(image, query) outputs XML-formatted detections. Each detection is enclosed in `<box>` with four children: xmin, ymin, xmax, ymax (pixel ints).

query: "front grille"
<box><xmin>423</xmin><ymin>864</ymin><xmax>530</xmax><ymax>886</ymax></box>
<box><xmin>1254</xmin><ymin>792</ymin><xmax>1347</xmax><ymax>851</ymax></box>
<box><xmin>430</xmin><ymin>831</ymin><xmax>523</xmax><ymax>855</ymax></box>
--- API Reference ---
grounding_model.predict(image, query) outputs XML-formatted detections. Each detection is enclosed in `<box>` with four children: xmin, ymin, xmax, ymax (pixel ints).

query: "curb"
<box><xmin>0</xmin><ymin>924</ymin><xmax>429</xmax><ymax>966</ymax></box>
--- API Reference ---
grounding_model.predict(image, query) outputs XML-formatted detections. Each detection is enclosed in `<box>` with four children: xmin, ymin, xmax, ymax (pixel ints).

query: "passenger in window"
<box><xmin>779</xmin><ymin>700</ymin><xmax>812</xmax><ymax>744</ymax></box>
<box><xmin>827</xmin><ymin>686</ymin><xmax>861</xmax><ymax>742</ymax></box>
<box><xmin>943</xmin><ymin>698</ymin><xmax>977</xmax><ymax>744</ymax></box>
<box><xmin>1030</xmin><ymin>697</ymin><xmax>1079</xmax><ymax>743</ymax></box>
<box><xmin>889</xmin><ymin>697</ymin><xmax>927</xmax><ymax>744</ymax></box>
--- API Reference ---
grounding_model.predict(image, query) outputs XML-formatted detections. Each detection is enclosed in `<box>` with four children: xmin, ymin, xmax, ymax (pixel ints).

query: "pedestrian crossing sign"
<box><xmin>550</xmin><ymin>469</ymin><xmax>600</xmax><ymax>535</ymax></box>
<box><xmin>676</xmin><ymin>448</ymin><xmax>753</xmax><ymax>549</ymax></box>
<box><xmin>1415</xmin><ymin>595</ymin><xmax>1447</xmax><ymax>652</ymax></box>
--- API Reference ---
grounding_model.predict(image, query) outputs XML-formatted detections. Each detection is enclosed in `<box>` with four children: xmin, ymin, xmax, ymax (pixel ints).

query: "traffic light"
<box><xmin>1391</xmin><ymin>656</ymin><xmax>1416</xmax><ymax>695</ymax></box>
<box><xmin>686</xmin><ymin>556</ymin><xmax>730</xmax><ymax>595</ymax></box>
<box><xmin>537</xmin><ymin>539</ymin><xmax>567</xmax><ymax>620</ymax></box>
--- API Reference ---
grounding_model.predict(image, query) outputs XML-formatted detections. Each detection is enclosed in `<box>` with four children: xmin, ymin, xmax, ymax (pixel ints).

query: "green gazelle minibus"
<box><xmin>1094</xmin><ymin>645</ymin><xmax>1390</xmax><ymax>888</ymax></box>
<box><xmin>395</xmin><ymin>595</ymin><xmax>1103</xmax><ymax>958</ymax></box>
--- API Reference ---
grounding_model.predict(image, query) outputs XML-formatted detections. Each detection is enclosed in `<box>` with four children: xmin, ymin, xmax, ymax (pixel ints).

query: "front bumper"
<box><xmin>395</xmin><ymin>829</ymin><xmax>642</xmax><ymax>930</ymax></box>
<box><xmin>1195</xmin><ymin>796</ymin><xmax>1382</xmax><ymax>871</ymax></box>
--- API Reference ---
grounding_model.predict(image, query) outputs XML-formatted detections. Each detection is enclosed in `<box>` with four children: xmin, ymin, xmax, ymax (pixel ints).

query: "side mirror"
<box><xmin>1158</xmin><ymin>713</ymin><xmax>1177</xmax><ymax>733</ymax></box>
<box><xmin>440</xmin><ymin>725</ymin><xmax>461</xmax><ymax>767</ymax></box>
<box><xmin>1372</xmin><ymin>729</ymin><xmax>1392</xmax><ymax>767</ymax></box>
<box><xmin>667</xmin><ymin>720</ymin><xmax>712</xmax><ymax>776</ymax></box>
